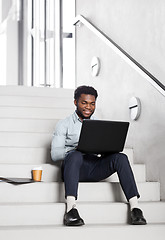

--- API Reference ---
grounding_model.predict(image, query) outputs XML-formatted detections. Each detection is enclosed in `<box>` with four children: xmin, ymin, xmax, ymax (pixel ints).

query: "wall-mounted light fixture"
<box><xmin>129</xmin><ymin>97</ymin><xmax>141</xmax><ymax>120</ymax></box>
<box><xmin>91</xmin><ymin>56</ymin><xmax>100</xmax><ymax>77</ymax></box>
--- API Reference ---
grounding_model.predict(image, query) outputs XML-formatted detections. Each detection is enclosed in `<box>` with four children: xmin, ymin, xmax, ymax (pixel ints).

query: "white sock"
<box><xmin>66</xmin><ymin>196</ymin><xmax>76</xmax><ymax>212</ymax></box>
<box><xmin>129</xmin><ymin>196</ymin><xmax>139</xmax><ymax>210</ymax></box>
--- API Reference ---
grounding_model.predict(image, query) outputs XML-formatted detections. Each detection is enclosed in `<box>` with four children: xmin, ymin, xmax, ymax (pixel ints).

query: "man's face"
<box><xmin>74</xmin><ymin>94</ymin><xmax>96</xmax><ymax>121</ymax></box>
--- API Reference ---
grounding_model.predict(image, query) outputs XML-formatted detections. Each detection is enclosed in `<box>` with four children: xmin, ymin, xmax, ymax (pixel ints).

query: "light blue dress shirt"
<box><xmin>51</xmin><ymin>111</ymin><xmax>94</xmax><ymax>162</ymax></box>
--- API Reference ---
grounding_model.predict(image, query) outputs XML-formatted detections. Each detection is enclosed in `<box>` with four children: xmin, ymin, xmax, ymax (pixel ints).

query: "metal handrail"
<box><xmin>74</xmin><ymin>15</ymin><xmax>165</xmax><ymax>97</ymax></box>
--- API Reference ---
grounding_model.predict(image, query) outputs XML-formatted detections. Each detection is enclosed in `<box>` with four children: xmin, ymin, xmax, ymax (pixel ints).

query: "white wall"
<box><xmin>75</xmin><ymin>0</ymin><xmax>165</xmax><ymax>199</ymax></box>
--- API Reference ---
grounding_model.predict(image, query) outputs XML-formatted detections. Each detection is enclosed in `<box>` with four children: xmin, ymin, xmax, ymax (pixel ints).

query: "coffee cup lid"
<box><xmin>32</xmin><ymin>166</ymin><xmax>43</xmax><ymax>170</ymax></box>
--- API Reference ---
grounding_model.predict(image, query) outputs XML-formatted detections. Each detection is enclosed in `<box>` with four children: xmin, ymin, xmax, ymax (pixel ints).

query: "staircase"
<box><xmin>0</xmin><ymin>86</ymin><xmax>164</xmax><ymax>240</ymax></box>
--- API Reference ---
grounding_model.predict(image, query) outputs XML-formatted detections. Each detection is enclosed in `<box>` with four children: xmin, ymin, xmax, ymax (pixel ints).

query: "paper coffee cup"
<box><xmin>32</xmin><ymin>166</ymin><xmax>43</xmax><ymax>181</ymax></box>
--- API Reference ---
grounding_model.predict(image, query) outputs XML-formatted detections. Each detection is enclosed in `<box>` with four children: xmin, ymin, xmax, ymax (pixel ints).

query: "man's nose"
<box><xmin>85</xmin><ymin>103</ymin><xmax>91</xmax><ymax>109</ymax></box>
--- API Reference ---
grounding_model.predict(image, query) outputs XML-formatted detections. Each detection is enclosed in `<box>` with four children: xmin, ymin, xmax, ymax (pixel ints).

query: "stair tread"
<box><xmin>0</xmin><ymin>200</ymin><xmax>164</xmax><ymax>206</ymax></box>
<box><xmin>0</xmin><ymin>162</ymin><xmax>146</xmax><ymax>182</ymax></box>
<box><xmin>0</xmin><ymin>222</ymin><xmax>164</xmax><ymax>229</ymax></box>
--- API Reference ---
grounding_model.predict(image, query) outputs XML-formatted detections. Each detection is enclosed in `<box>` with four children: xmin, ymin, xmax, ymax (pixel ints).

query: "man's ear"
<box><xmin>74</xmin><ymin>99</ymin><xmax>77</xmax><ymax>107</ymax></box>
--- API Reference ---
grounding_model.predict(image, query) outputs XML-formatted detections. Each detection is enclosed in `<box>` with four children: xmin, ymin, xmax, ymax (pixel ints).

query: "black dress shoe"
<box><xmin>131</xmin><ymin>208</ymin><xmax>147</xmax><ymax>225</ymax></box>
<box><xmin>64</xmin><ymin>208</ymin><xmax>85</xmax><ymax>226</ymax></box>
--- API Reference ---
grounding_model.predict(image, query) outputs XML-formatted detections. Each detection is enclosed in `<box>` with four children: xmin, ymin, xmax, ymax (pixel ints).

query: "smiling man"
<box><xmin>51</xmin><ymin>85</ymin><xmax>147</xmax><ymax>226</ymax></box>
<box><xmin>74</xmin><ymin>92</ymin><xmax>96</xmax><ymax>120</ymax></box>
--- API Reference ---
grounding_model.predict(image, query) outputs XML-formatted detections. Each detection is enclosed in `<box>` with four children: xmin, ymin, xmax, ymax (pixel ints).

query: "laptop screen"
<box><xmin>77</xmin><ymin>120</ymin><xmax>129</xmax><ymax>154</ymax></box>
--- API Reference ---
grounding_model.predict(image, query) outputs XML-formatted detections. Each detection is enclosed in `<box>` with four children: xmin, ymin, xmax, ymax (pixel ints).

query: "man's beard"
<box><xmin>76</xmin><ymin>108</ymin><xmax>93</xmax><ymax>120</ymax></box>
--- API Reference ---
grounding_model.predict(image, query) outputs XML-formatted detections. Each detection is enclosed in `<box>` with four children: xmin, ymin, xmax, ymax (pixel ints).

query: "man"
<box><xmin>51</xmin><ymin>85</ymin><xmax>147</xmax><ymax>226</ymax></box>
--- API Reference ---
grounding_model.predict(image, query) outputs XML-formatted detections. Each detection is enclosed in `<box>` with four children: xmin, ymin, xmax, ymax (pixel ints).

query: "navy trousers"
<box><xmin>62</xmin><ymin>150</ymin><xmax>140</xmax><ymax>201</ymax></box>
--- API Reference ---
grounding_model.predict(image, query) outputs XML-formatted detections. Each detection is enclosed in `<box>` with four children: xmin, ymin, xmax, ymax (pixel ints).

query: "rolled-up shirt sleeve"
<box><xmin>51</xmin><ymin>120</ymin><xmax>67</xmax><ymax>162</ymax></box>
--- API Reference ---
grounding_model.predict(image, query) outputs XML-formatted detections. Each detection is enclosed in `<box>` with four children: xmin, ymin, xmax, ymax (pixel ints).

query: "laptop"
<box><xmin>0</xmin><ymin>177</ymin><xmax>35</xmax><ymax>184</ymax></box>
<box><xmin>77</xmin><ymin>120</ymin><xmax>129</xmax><ymax>154</ymax></box>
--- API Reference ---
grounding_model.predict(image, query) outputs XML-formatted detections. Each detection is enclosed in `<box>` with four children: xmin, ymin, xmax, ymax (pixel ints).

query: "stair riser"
<box><xmin>0</xmin><ymin>86</ymin><xmax>74</xmax><ymax>97</ymax></box>
<box><xmin>0</xmin><ymin>148</ymin><xmax>134</xmax><ymax>164</ymax></box>
<box><xmin>122</xmin><ymin>148</ymin><xmax>134</xmax><ymax>164</ymax></box>
<box><xmin>0</xmin><ymin>225</ymin><xmax>165</xmax><ymax>240</ymax></box>
<box><xmin>0</xmin><ymin>96</ymin><xmax>74</xmax><ymax>108</ymax></box>
<box><xmin>0</xmin><ymin>148</ymin><xmax>51</xmax><ymax>164</ymax></box>
<box><xmin>0</xmin><ymin>107</ymin><xmax>74</xmax><ymax>119</ymax></box>
<box><xmin>0</xmin><ymin>146</ymin><xmax>134</xmax><ymax>164</ymax></box>
<box><xmin>0</xmin><ymin>202</ymin><xmax>164</xmax><ymax>226</ymax></box>
<box><xmin>0</xmin><ymin>132</ymin><xmax>52</xmax><ymax>148</ymax></box>
<box><xmin>0</xmin><ymin>182</ymin><xmax>160</xmax><ymax>203</ymax></box>
<box><xmin>0</xmin><ymin>119</ymin><xmax>58</xmax><ymax>133</ymax></box>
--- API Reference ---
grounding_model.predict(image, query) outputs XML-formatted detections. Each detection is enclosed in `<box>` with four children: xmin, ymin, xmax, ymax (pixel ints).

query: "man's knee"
<box><xmin>112</xmin><ymin>153</ymin><xmax>130</xmax><ymax>169</ymax></box>
<box><xmin>118</xmin><ymin>153</ymin><xmax>129</xmax><ymax>161</ymax></box>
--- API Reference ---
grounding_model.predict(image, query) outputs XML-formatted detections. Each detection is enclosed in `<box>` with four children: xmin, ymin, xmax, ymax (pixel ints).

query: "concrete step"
<box><xmin>0</xmin><ymin>145</ymin><xmax>133</xmax><ymax>164</ymax></box>
<box><xmin>0</xmin><ymin>147</ymin><xmax>134</xmax><ymax>164</ymax></box>
<box><xmin>0</xmin><ymin>163</ymin><xmax>146</xmax><ymax>182</ymax></box>
<box><xmin>0</xmin><ymin>95</ymin><xmax>74</xmax><ymax>108</ymax></box>
<box><xmin>0</xmin><ymin>224</ymin><xmax>165</xmax><ymax>240</ymax></box>
<box><xmin>1</xmin><ymin>223</ymin><xmax>165</xmax><ymax>240</ymax></box>
<box><xmin>1</xmin><ymin>223</ymin><xmax>164</xmax><ymax>240</ymax></box>
<box><xmin>0</xmin><ymin>182</ymin><xmax>160</xmax><ymax>203</ymax></box>
<box><xmin>0</xmin><ymin>106</ymin><xmax>74</xmax><ymax>119</ymax></box>
<box><xmin>0</xmin><ymin>202</ymin><xmax>164</xmax><ymax>227</ymax></box>
<box><xmin>0</xmin><ymin>118</ymin><xmax>58</xmax><ymax>133</ymax></box>
<box><xmin>0</xmin><ymin>132</ymin><xmax>52</xmax><ymax>148</ymax></box>
<box><xmin>2</xmin><ymin>131</ymin><xmax>137</xmax><ymax>150</ymax></box>
<box><xmin>0</xmin><ymin>86</ymin><xmax>74</xmax><ymax>98</ymax></box>
<box><xmin>0</xmin><ymin>147</ymin><xmax>51</xmax><ymax>164</ymax></box>
<box><xmin>122</xmin><ymin>148</ymin><xmax>134</xmax><ymax>164</ymax></box>
<box><xmin>0</xmin><ymin>223</ymin><xmax>165</xmax><ymax>240</ymax></box>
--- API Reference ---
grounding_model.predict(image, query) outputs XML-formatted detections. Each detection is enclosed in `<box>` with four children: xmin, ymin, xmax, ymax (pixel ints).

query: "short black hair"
<box><xmin>74</xmin><ymin>85</ymin><xmax>98</xmax><ymax>101</ymax></box>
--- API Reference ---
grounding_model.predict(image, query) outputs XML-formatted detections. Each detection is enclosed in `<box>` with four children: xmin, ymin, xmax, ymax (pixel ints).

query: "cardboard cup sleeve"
<box><xmin>32</xmin><ymin>167</ymin><xmax>43</xmax><ymax>181</ymax></box>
